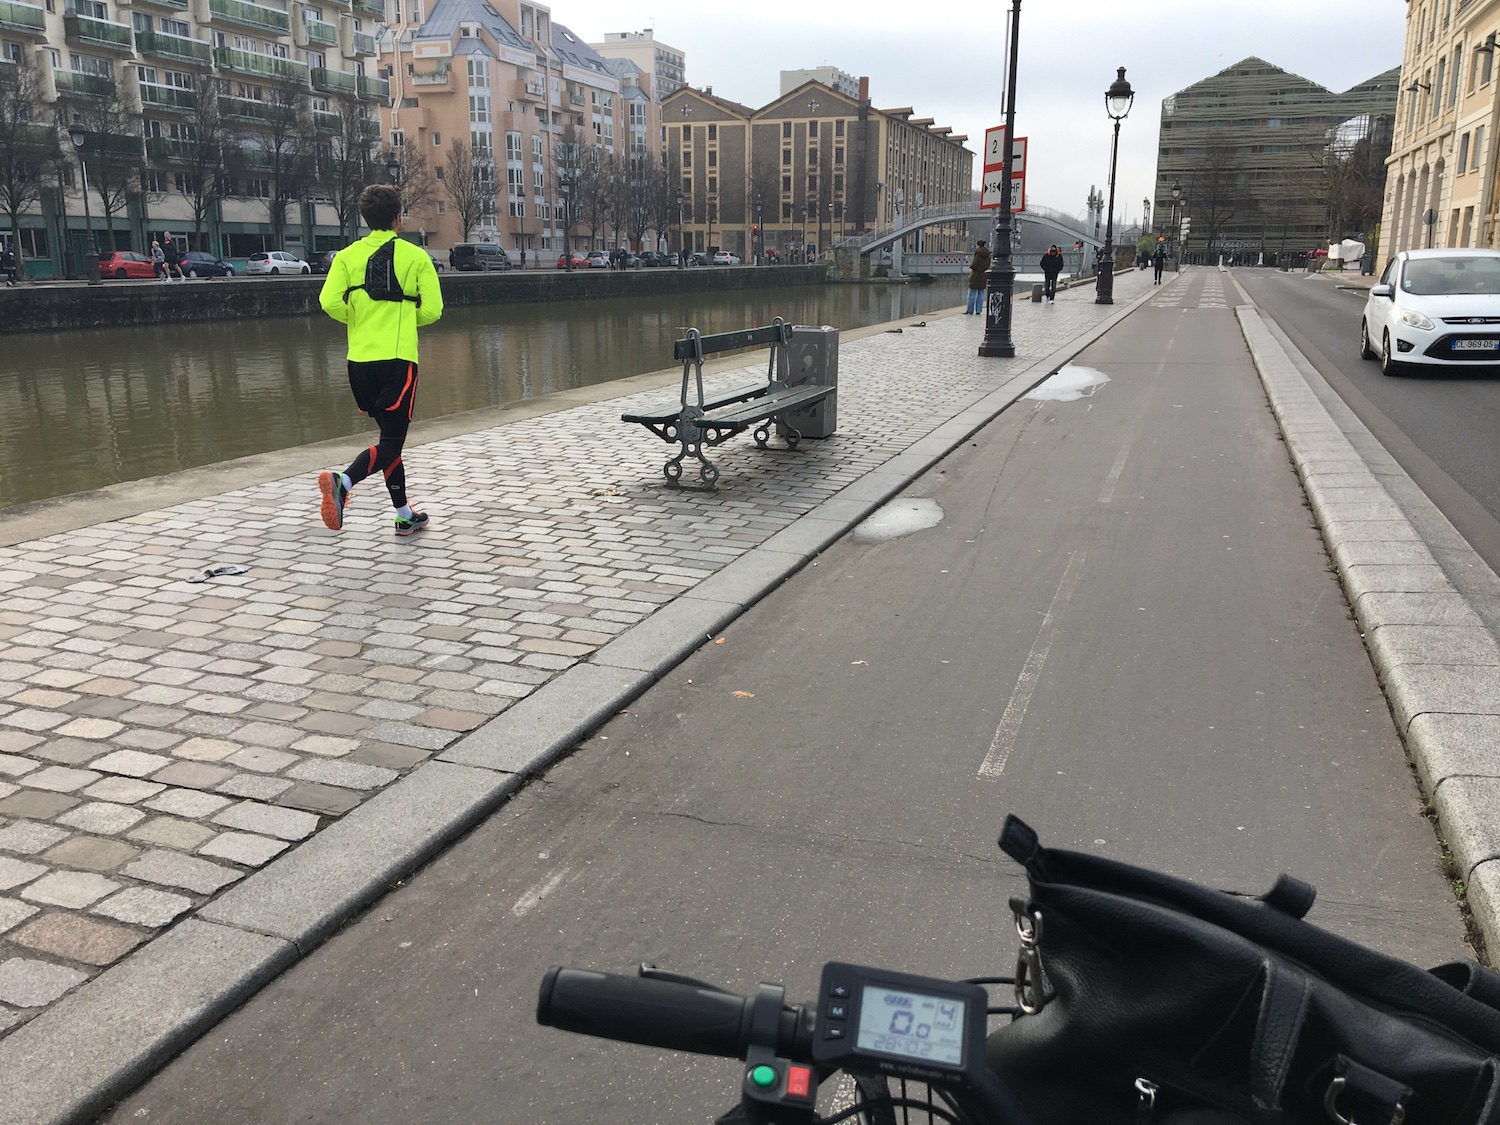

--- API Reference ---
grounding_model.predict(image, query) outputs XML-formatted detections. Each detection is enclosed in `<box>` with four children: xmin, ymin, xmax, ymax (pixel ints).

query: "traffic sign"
<box><xmin>980</xmin><ymin>174</ymin><xmax>1025</xmax><ymax>212</ymax></box>
<box><xmin>979</xmin><ymin>128</ymin><xmax>1027</xmax><ymax>213</ymax></box>
<box><xmin>982</xmin><ymin>127</ymin><xmax>1026</xmax><ymax>174</ymax></box>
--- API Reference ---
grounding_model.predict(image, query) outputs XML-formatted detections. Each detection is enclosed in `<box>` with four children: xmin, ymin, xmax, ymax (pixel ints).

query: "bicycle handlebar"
<box><xmin>538</xmin><ymin>967</ymin><xmax>797</xmax><ymax>1060</ymax></box>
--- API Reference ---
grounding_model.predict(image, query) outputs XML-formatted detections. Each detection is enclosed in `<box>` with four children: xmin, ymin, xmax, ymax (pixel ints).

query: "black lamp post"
<box><xmin>753</xmin><ymin>193</ymin><xmax>762</xmax><ymax>265</ymax></box>
<box><xmin>1095</xmin><ymin>67</ymin><xmax>1134</xmax><ymax>306</ymax></box>
<box><xmin>560</xmin><ymin>183</ymin><xmax>573</xmax><ymax>270</ymax></box>
<box><xmin>675</xmin><ymin>190</ymin><xmax>684</xmax><ymax>267</ymax></box>
<box><xmin>979</xmin><ymin>0</ymin><xmax>1023</xmax><ymax>358</ymax></box>
<box><xmin>67</xmin><ymin>114</ymin><xmax>100</xmax><ymax>286</ymax></box>
<box><xmin>1170</xmin><ymin>177</ymin><xmax>1182</xmax><ymax>271</ymax></box>
<box><xmin>386</xmin><ymin>152</ymin><xmax>401</xmax><ymax>186</ymax></box>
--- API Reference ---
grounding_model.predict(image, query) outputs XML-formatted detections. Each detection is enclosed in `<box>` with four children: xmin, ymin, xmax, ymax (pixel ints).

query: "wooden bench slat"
<box><xmin>672</xmin><ymin>325</ymin><xmax>788</xmax><ymax>361</ymax></box>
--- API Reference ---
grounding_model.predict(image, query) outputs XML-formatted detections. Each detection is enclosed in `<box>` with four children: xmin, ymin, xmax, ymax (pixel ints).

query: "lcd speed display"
<box><xmin>855</xmin><ymin>984</ymin><xmax>967</xmax><ymax>1068</ymax></box>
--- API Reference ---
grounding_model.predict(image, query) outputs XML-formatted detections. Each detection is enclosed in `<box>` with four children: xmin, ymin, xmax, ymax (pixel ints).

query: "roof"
<box><xmin>411</xmin><ymin>0</ymin><xmax>530</xmax><ymax>54</ymax></box>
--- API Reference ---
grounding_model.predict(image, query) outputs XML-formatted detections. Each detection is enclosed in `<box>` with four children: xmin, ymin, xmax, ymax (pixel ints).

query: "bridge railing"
<box><xmin>843</xmin><ymin>201</ymin><xmax>1103</xmax><ymax>255</ymax></box>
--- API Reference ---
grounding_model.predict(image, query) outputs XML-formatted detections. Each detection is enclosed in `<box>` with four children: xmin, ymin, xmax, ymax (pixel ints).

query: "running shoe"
<box><xmin>394</xmin><ymin>510</ymin><xmax>429</xmax><ymax>537</ymax></box>
<box><xmin>318</xmin><ymin>471</ymin><xmax>349</xmax><ymax>530</ymax></box>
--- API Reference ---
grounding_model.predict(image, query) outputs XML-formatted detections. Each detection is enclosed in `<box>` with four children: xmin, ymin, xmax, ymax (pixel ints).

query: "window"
<box><xmin>782</xmin><ymin>149</ymin><xmax>791</xmax><ymax>166</ymax></box>
<box><xmin>434</xmin><ymin>167</ymin><xmax>443</xmax><ymax>180</ymax></box>
<box><xmin>1485</xmin><ymin>46</ymin><xmax>1496</xmax><ymax>86</ymax></box>
<box><xmin>782</xmin><ymin>175</ymin><xmax>791</xmax><ymax>193</ymax></box>
<box><xmin>533</xmin><ymin>135</ymin><xmax>542</xmax><ymax>157</ymax></box>
<box><xmin>132</xmin><ymin>12</ymin><xmax>152</xmax><ymax>31</ymax></box>
<box><xmin>834</xmin><ymin>147</ymin><xmax>843</xmax><ymax>164</ymax></box>
<box><xmin>142</xmin><ymin>170</ymin><xmax>166</xmax><ymax>193</ymax></box>
<box><xmin>391</xmin><ymin>129</ymin><xmax>404</xmax><ymax>147</ymax></box>
<box><xmin>1452</xmin><ymin>47</ymin><xmax>1463</xmax><ymax>106</ymax></box>
<box><xmin>436</xmin><ymin>201</ymin><xmax>445</xmax><ymax>213</ymax></box>
<box><xmin>1460</xmin><ymin>132</ymin><xmax>1471</xmax><ymax>169</ymax></box>
<box><xmin>835</xmin><ymin>120</ymin><xmax>844</xmax><ymax>137</ymax></box>
<box><xmin>506</xmin><ymin>131</ymin><xmax>521</xmax><ymax>160</ymax></box>
<box><xmin>707</xmin><ymin>124</ymin><xmax>716</xmax><ymax>140</ymax></box>
<box><xmin>1436</xmin><ymin>58</ymin><xmax>1447</xmax><ymax>114</ymax></box>
<box><xmin>1475</xmin><ymin>124</ymin><xmax>1485</xmax><ymax>170</ymax></box>
<box><xmin>509</xmin><ymin>199</ymin><xmax>524</xmax><ymax>217</ymax></box>
<box><xmin>682</xmin><ymin>150</ymin><xmax>691</xmax><ymax>168</ymax></box>
<box><xmin>707</xmin><ymin>151</ymin><xmax>715</xmax><ymax>167</ymax></box>
<box><xmin>307</xmin><ymin>51</ymin><xmax>324</xmax><ymax>68</ymax></box>
<box><xmin>708</xmin><ymin>176</ymin><xmax>716</xmax><ymax>192</ymax></box>
<box><xmin>783</xmin><ymin>121</ymin><xmax>791</xmax><ymax>139</ymax></box>
<box><xmin>432</xmin><ymin>132</ymin><xmax>441</xmax><ymax>145</ymax></box>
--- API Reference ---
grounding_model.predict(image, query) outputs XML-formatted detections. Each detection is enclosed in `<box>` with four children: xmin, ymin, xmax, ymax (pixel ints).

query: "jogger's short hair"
<box><xmin>360</xmin><ymin>184</ymin><xmax>402</xmax><ymax>230</ymax></box>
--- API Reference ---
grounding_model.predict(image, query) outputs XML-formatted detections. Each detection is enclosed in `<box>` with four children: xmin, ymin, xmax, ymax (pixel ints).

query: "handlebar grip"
<box><xmin>538</xmin><ymin>967</ymin><xmax>752</xmax><ymax>1059</ymax></box>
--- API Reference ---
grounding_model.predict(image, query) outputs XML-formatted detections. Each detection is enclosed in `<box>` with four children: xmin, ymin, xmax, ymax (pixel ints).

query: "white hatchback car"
<box><xmin>247</xmin><ymin>250</ymin><xmax>312</xmax><ymax>276</ymax></box>
<box><xmin>712</xmin><ymin>251</ymin><xmax>741</xmax><ymax>265</ymax></box>
<box><xmin>1361</xmin><ymin>248</ymin><xmax>1500</xmax><ymax>375</ymax></box>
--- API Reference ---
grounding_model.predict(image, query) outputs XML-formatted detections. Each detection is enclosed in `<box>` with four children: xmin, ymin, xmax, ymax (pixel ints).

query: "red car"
<box><xmin>96</xmin><ymin>250</ymin><xmax>158</xmax><ymax>279</ymax></box>
<box><xmin>556</xmin><ymin>252</ymin><xmax>589</xmax><ymax>269</ymax></box>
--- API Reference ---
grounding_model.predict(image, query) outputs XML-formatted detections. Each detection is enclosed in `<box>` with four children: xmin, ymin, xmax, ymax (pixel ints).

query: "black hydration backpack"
<box><xmin>343</xmin><ymin>238</ymin><xmax>419</xmax><ymax>305</ymax></box>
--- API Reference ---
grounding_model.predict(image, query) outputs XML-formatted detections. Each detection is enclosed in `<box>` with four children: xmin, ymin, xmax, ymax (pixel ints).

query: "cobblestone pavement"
<box><xmin>0</xmin><ymin>272</ymin><xmax>1154</xmax><ymax>1042</ymax></box>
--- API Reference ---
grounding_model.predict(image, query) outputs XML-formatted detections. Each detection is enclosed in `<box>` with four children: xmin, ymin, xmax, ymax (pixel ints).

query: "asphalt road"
<box><xmin>1235</xmin><ymin>268</ymin><xmax>1500</xmax><ymax>579</ymax></box>
<box><xmin>97</xmin><ymin>277</ymin><xmax>1467</xmax><ymax>1124</ymax></box>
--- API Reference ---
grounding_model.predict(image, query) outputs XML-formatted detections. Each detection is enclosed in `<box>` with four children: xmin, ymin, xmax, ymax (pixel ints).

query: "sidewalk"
<box><xmin>0</xmin><ymin>272</ymin><xmax>1158</xmax><ymax>1121</ymax></box>
<box><xmin>5</xmin><ymin>265</ymin><xmax>1500</xmax><ymax>1123</ymax></box>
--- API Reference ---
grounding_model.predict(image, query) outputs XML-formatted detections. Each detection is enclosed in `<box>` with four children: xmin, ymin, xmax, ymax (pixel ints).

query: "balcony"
<box><xmin>359</xmin><ymin>116</ymin><xmax>379</xmax><ymax>138</ymax></box>
<box><xmin>409</xmin><ymin>63</ymin><xmax>451</xmax><ymax>90</ymax></box>
<box><xmin>312</xmin><ymin>108</ymin><xmax>340</xmax><ymax>131</ymax></box>
<box><xmin>213</xmin><ymin>47</ymin><xmax>308</xmax><ymax>84</ymax></box>
<box><xmin>309</xmin><ymin>65</ymin><xmax>355</xmax><ymax>94</ymax></box>
<box><xmin>355</xmin><ymin>74</ymin><xmax>387</xmax><ymax>100</ymax></box>
<box><xmin>522</xmin><ymin>79</ymin><xmax>544</xmax><ymax>100</ymax></box>
<box><xmin>204</xmin><ymin>0</ymin><xmax>289</xmax><ymax>35</ymax></box>
<box><xmin>349</xmin><ymin>0</ymin><xmax>381</xmax><ymax>16</ymax></box>
<box><xmin>0</xmin><ymin>0</ymin><xmax>46</xmax><ymax>36</ymax></box>
<box><xmin>134</xmin><ymin>0</ymin><xmax>189</xmax><ymax>9</ymax></box>
<box><xmin>146</xmin><ymin>135</ymin><xmax>196</xmax><ymax>162</ymax></box>
<box><xmin>346</xmin><ymin>28</ymin><xmax>374</xmax><ymax>57</ymax></box>
<box><xmin>299</xmin><ymin>17</ymin><xmax>336</xmax><ymax>46</ymax></box>
<box><xmin>139</xmin><ymin>81</ymin><xmax>197</xmax><ymax>110</ymax></box>
<box><xmin>135</xmin><ymin>29</ymin><xmax>212</xmax><ymax>64</ymax></box>
<box><xmin>54</xmin><ymin>70</ymin><xmax>117</xmax><ymax>98</ymax></box>
<box><xmin>80</xmin><ymin>130</ymin><xmax>143</xmax><ymax>159</ymax></box>
<box><xmin>64</xmin><ymin>12</ymin><xmax>136</xmax><ymax>51</ymax></box>
<box><xmin>219</xmin><ymin>94</ymin><xmax>295</xmax><ymax>122</ymax></box>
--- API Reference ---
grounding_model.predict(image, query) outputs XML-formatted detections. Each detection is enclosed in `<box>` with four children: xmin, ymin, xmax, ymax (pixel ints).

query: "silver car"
<box><xmin>1361</xmin><ymin>248</ymin><xmax>1500</xmax><ymax>375</ymax></box>
<box><xmin>247</xmin><ymin>250</ymin><xmax>312</xmax><ymax>276</ymax></box>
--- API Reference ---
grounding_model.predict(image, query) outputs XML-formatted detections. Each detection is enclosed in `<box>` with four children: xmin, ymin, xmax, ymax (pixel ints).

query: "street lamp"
<box><xmin>753</xmin><ymin>193</ymin><xmax>762</xmax><ymax>265</ymax></box>
<box><xmin>386</xmin><ymin>152</ymin><xmax>402</xmax><ymax>185</ymax></box>
<box><xmin>979</xmin><ymin>0</ymin><xmax>1024</xmax><ymax>358</ymax></box>
<box><xmin>1095</xmin><ymin>66</ymin><xmax>1134</xmax><ymax>306</ymax></box>
<box><xmin>560</xmin><ymin>183</ymin><xmax>572</xmax><ymax>270</ymax></box>
<box><xmin>675</xmin><ymin>189</ymin><xmax>684</xmax><ymax>267</ymax></box>
<box><xmin>1170</xmin><ymin>177</ymin><xmax>1183</xmax><ymax>271</ymax></box>
<box><xmin>66</xmin><ymin>114</ymin><xmax>100</xmax><ymax>286</ymax></box>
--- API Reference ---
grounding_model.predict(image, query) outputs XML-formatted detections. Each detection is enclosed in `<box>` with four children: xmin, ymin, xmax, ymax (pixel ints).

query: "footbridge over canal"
<box><xmin>847</xmin><ymin>202</ymin><xmax>1107</xmax><ymax>277</ymax></box>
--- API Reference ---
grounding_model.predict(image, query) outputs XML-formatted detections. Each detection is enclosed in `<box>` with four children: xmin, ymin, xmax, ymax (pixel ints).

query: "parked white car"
<box><xmin>247</xmin><ymin>250</ymin><xmax>312</xmax><ymax>275</ymax></box>
<box><xmin>712</xmin><ymin>251</ymin><xmax>741</xmax><ymax>265</ymax></box>
<box><xmin>1361</xmin><ymin>248</ymin><xmax>1500</xmax><ymax>375</ymax></box>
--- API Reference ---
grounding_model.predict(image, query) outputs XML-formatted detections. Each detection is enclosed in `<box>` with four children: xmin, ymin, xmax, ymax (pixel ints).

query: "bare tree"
<box><xmin>643</xmin><ymin>150</ymin><xmax>681</xmax><ymax>253</ymax></box>
<box><xmin>571</xmin><ymin>138</ymin><xmax>609</xmax><ymax>247</ymax></box>
<box><xmin>553</xmin><ymin>127</ymin><xmax>585</xmax><ymax>253</ymax></box>
<box><xmin>67</xmin><ymin>86</ymin><xmax>143</xmax><ymax>251</ymax></box>
<box><xmin>394</xmin><ymin>144</ymin><xmax>437</xmax><ymax>218</ymax></box>
<box><xmin>442</xmin><ymin>138</ymin><xmax>492</xmax><ymax>242</ymax></box>
<box><xmin>0</xmin><ymin>54</ymin><xmax>58</xmax><ymax>260</ymax></box>
<box><xmin>325</xmin><ymin>97</ymin><xmax>375</xmax><ymax>241</ymax></box>
<box><xmin>748</xmin><ymin>154</ymin><xmax>778</xmax><ymax>236</ymax></box>
<box><xmin>240</xmin><ymin>86</ymin><xmax>318</xmax><ymax>247</ymax></box>
<box><xmin>1186</xmin><ymin>135</ymin><xmax>1245</xmax><ymax>257</ymax></box>
<box><xmin>171</xmin><ymin>72</ymin><xmax>232</xmax><ymax>250</ymax></box>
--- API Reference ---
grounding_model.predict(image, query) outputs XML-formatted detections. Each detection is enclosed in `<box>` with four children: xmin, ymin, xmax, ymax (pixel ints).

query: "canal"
<box><xmin>1</xmin><ymin>279</ymin><xmax>969</xmax><ymax>510</ymax></box>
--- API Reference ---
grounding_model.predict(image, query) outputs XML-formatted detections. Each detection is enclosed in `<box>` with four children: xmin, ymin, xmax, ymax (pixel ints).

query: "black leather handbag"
<box><xmin>987</xmin><ymin>816</ymin><xmax>1500</xmax><ymax>1125</ymax></box>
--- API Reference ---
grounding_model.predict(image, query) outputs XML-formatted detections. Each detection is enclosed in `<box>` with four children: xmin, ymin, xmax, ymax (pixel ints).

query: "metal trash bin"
<box><xmin>778</xmin><ymin>324</ymin><xmax>838</xmax><ymax>439</ymax></box>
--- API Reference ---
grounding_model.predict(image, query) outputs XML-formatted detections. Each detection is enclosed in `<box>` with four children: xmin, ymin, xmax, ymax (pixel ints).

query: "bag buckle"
<box><xmin>1324</xmin><ymin>1076</ymin><xmax>1408</xmax><ymax>1125</ymax></box>
<box><xmin>1012</xmin><ymin>904</ymin><xmax>1048</xmax><ymax>1014</ymax></box>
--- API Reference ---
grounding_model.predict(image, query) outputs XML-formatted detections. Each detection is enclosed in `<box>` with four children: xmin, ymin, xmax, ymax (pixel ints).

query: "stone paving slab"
<box><xmin>0</xmin><ymin>274</ymin><xmax>1160</xmax><ymax>1118</ymax></box>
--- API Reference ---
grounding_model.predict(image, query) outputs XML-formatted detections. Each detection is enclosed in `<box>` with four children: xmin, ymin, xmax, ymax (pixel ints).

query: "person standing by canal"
<box><xmin>317</xmin><ymin>183</ymin><xmax>444</xmax><ymax>537</ymax></box>
<box><xmin>965</xmin><ymin>239</ymin><xmax>990</xmax><ymax>314</ymax></box>
<box><xmin>161</xmin><ymin>233</ymin><xmax>184</xmax><ymax>281</ymax></box>
<box><xmin>1039</xmin><ymin>245</ymin><xmax>1065</xmax><ymax>303</ymax></box>
<box><xmin>1152</xmin><ymin>239</ymin><xmax>1167</xmax><ymax>284</ymax></box>
<box><xmin>1</xmin><ymin>243</ymin><xmax>17</xmax><ymax>287</ymax></box>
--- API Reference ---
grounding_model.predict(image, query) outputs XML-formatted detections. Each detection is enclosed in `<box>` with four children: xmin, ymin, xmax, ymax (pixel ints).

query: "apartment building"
<box><xmin>0</xmin><ymin>0</ymin><xmax>386</xmax><ymax>273</ymax></box>
<box><xmin>664</xmin><ymin>77</ymin><xmax>972</xmax><ymax>260</ymax></box>
<box><xmin>1384</xmin><ymin>0</ymin><xmax>1500</xmax><ymax>254</ymax></box>
<box><xmin>589</xmin><ymin>28</ymin><xmax>683</xmax><ymax>98</ymax></box>
<box><xmin>1155</xmin><ymin>57</ymin><xmax>1397</xmax><ymax>263</ymax></box>
<box><xmin>380</xmin><ymin>0</ymin><xmax>669</xmax><ymax>257</ymax></box>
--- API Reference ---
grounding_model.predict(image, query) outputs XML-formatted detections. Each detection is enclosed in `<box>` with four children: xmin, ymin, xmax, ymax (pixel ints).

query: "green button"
<box><xmin>750</xmin><ymin>1065</ymin><xmax>778</xmax><ymax>1088</ymax></box>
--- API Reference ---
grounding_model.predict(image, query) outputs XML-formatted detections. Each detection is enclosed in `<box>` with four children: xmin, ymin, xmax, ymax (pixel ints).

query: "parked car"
<box><xmin>247</xmin><ymin>250</ymin><xmax>312</xmax><ymax>275</ymax></box>
<box><xmin>619</xmin><ymin>252</ymin><xmax>641</xmax><ymax>269</ymax></box>
<box><xmin>312</xmin><ymin>249</ymin><xmax>339</xmax><ymax>274</ymax></box>
<box><xmin>556</xmin><ymin>252</ymin><xmax>590</xmax><ymax>269</ymax></box>
<box><xmin>426</xmin><ymin>249</ymin><xmax>446</xmax><ymax>272</ymax></box>
<box><xmin>638</xmin><ymin>251</ymin><xmax>670</xmax><ymax>267</ymax></box>
<box><xmin>712</xmin><ymin>251</ymin><xmax>742</xmax><ymax>265</ymax></box>
<box><xmin>96</xmin><ymin>250</ymin><xmax>157</xmax><ymax>279</ymax></box>
<box><xmin>449</xmin><ymin>243</ymin><xmax>510</xmax><ymax>271</ymax></box>
<box><xmin>689</xmin><ymin>252</ymin><xmax>711</xmax><ymax>266</ymax></box>
<box><xmin>1360</xmin><ymin>248</ymin><xmax>1500</xmax><ymax>376</ymax></box>
<box><xmin>183</xmin><ymin>250</ymin><xmax>234</xmax><ymax>278</ymax></box>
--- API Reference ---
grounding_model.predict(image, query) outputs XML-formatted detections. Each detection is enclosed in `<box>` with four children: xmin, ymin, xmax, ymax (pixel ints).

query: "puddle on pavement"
<box><xmin>1022</xmin><ymin>363</ymin><xmax>1111</xmax><ymax>402</ymax></box>
<box><xmin>853</xmin><ymin>497</ymin><xmax>944</xmax><ymax>543</ymax></box>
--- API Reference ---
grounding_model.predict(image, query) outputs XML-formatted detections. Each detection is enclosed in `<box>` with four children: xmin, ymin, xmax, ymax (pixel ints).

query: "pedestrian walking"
<box><xmin>161</xmin><ymin>233</ymin><xmax>185</xmax><ymax>281</ymax></box>
<box><xmin>519</xmin><ymin>246</ymin><xmax>527</xmax><ymax>269</ymax></box>
<box><xmin>965</xmin><ymin>239</ymin><xmax>990</xmax><ymax>315</ymax></box>
<box><xmin>150</xmin><ymin>240</ymin><xmax>166</xmax><ymax>282</ymax></box>
<box><xmin>1</xmin><ymin>244</ymin><xmax>17</xmax><ymax>287</ymax></box>
<box><xmin>316</xmin><ymin>183</ymin><xmax>444</xmax><ymax>538</ymax></box>
<box><xmin>1039</xmin><ymin>245</ymin><xmax>1065</xmax><ymax>303</ymax></box>
<box><xmin>1152</xmin><ymin>240</ymin><xmax>1167</xmax><ymax>284</ymax></box>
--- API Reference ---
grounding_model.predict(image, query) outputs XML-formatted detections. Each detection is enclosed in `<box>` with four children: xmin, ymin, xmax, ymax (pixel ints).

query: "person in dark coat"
<box><xmin>1</xmin><ymin>244</ymin><xmax>17</xmax><ymax>287</ymax></box>
<box><xmin>1152</xmin><ymin>241</ymin><xmax>1168</xmax><ymax>284</ymax></box>
<box><xmin>1039</xmin><ymin>245</ymin><xmax>1065</xmax><ymax>302</ymax></box>
<box><xmin>966</xmin><ymin>240</ymin><xmax>990</xmax><ymax>314</ymax></box>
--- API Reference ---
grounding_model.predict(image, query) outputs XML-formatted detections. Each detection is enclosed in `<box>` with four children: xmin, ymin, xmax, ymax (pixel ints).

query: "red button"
<box><xmin>786</xmin><ymin>1065</ymin><xmax>812</xmax><ymax>1099</ymax></box>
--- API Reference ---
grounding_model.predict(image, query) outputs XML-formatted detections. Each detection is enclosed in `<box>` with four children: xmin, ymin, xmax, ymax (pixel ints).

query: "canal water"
<box><xmin>1</xmin><ymin>279</ymin><xmax>970</xmax><ymax>509</ymax></box>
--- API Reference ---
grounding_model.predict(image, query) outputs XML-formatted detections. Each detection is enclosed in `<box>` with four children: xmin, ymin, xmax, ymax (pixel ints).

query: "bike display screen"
<box><xmin>855</xmin><ymin>984</ymin><xmax>967</xmax><ymax>1068</ymax></box>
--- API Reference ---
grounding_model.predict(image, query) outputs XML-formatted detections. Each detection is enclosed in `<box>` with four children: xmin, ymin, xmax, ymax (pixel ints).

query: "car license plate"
<box><xmin>1453</xmin><ymin>339</ymin><xmax>1500</xmax><ymax>350</ymax></box>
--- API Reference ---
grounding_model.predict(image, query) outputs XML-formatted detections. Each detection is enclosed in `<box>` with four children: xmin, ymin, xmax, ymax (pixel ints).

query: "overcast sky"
<box><xmin>556</xmin><ymin>0</ymin><xmax>1408</xmax><ymax>228</ymax></box>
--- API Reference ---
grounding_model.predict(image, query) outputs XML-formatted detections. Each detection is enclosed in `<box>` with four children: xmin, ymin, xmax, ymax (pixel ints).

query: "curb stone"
<box><xmin>1237</xmin><ymin>306</ymin><xmax>1500</xmax><ymax>955</ymax></box>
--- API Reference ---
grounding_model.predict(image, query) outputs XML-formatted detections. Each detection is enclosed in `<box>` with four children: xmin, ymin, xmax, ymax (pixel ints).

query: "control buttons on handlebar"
<box><xmin>826</xmin><ymin>1002</ymin><xmax>848</xmax><ymax>1020</ymax></box>
<box><xmin>823</xmin><ymin>1025</ymin><xmax>846</xmax><ymax>1040</ymax></box>
<box><xmin>749</xmin><ymin>1065</ymin><xmax>778</xmax><ymax>1088</ymax></box>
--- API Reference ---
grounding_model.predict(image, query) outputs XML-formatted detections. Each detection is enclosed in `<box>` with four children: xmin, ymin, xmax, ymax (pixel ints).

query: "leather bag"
<box><xmin>986</xmin><ymin>816</ymin><xmax>1500</xmax><ymax>1125</ymax></box>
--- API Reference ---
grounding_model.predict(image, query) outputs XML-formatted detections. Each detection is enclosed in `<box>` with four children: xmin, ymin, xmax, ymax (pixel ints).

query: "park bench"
<box><xmin>621</xmin><ymin>316</ymin><xmax>836</xmax><ymax>489</ymax></box>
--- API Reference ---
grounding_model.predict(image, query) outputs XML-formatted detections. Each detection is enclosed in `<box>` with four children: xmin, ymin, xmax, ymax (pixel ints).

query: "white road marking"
<box><xmin>1098</xmin><ymin>440</ymin><xmax>1132</xmax><ymax>504</ymax></box>
<box><xmin>512</xmin><ymin>868</ymin><xmax>569</xmax><ymax>916</ymax></box>
<box><xmin>978</xmin><ymin>551</ymin><xmax>1086</xmax><ymax>779</ymax></box>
